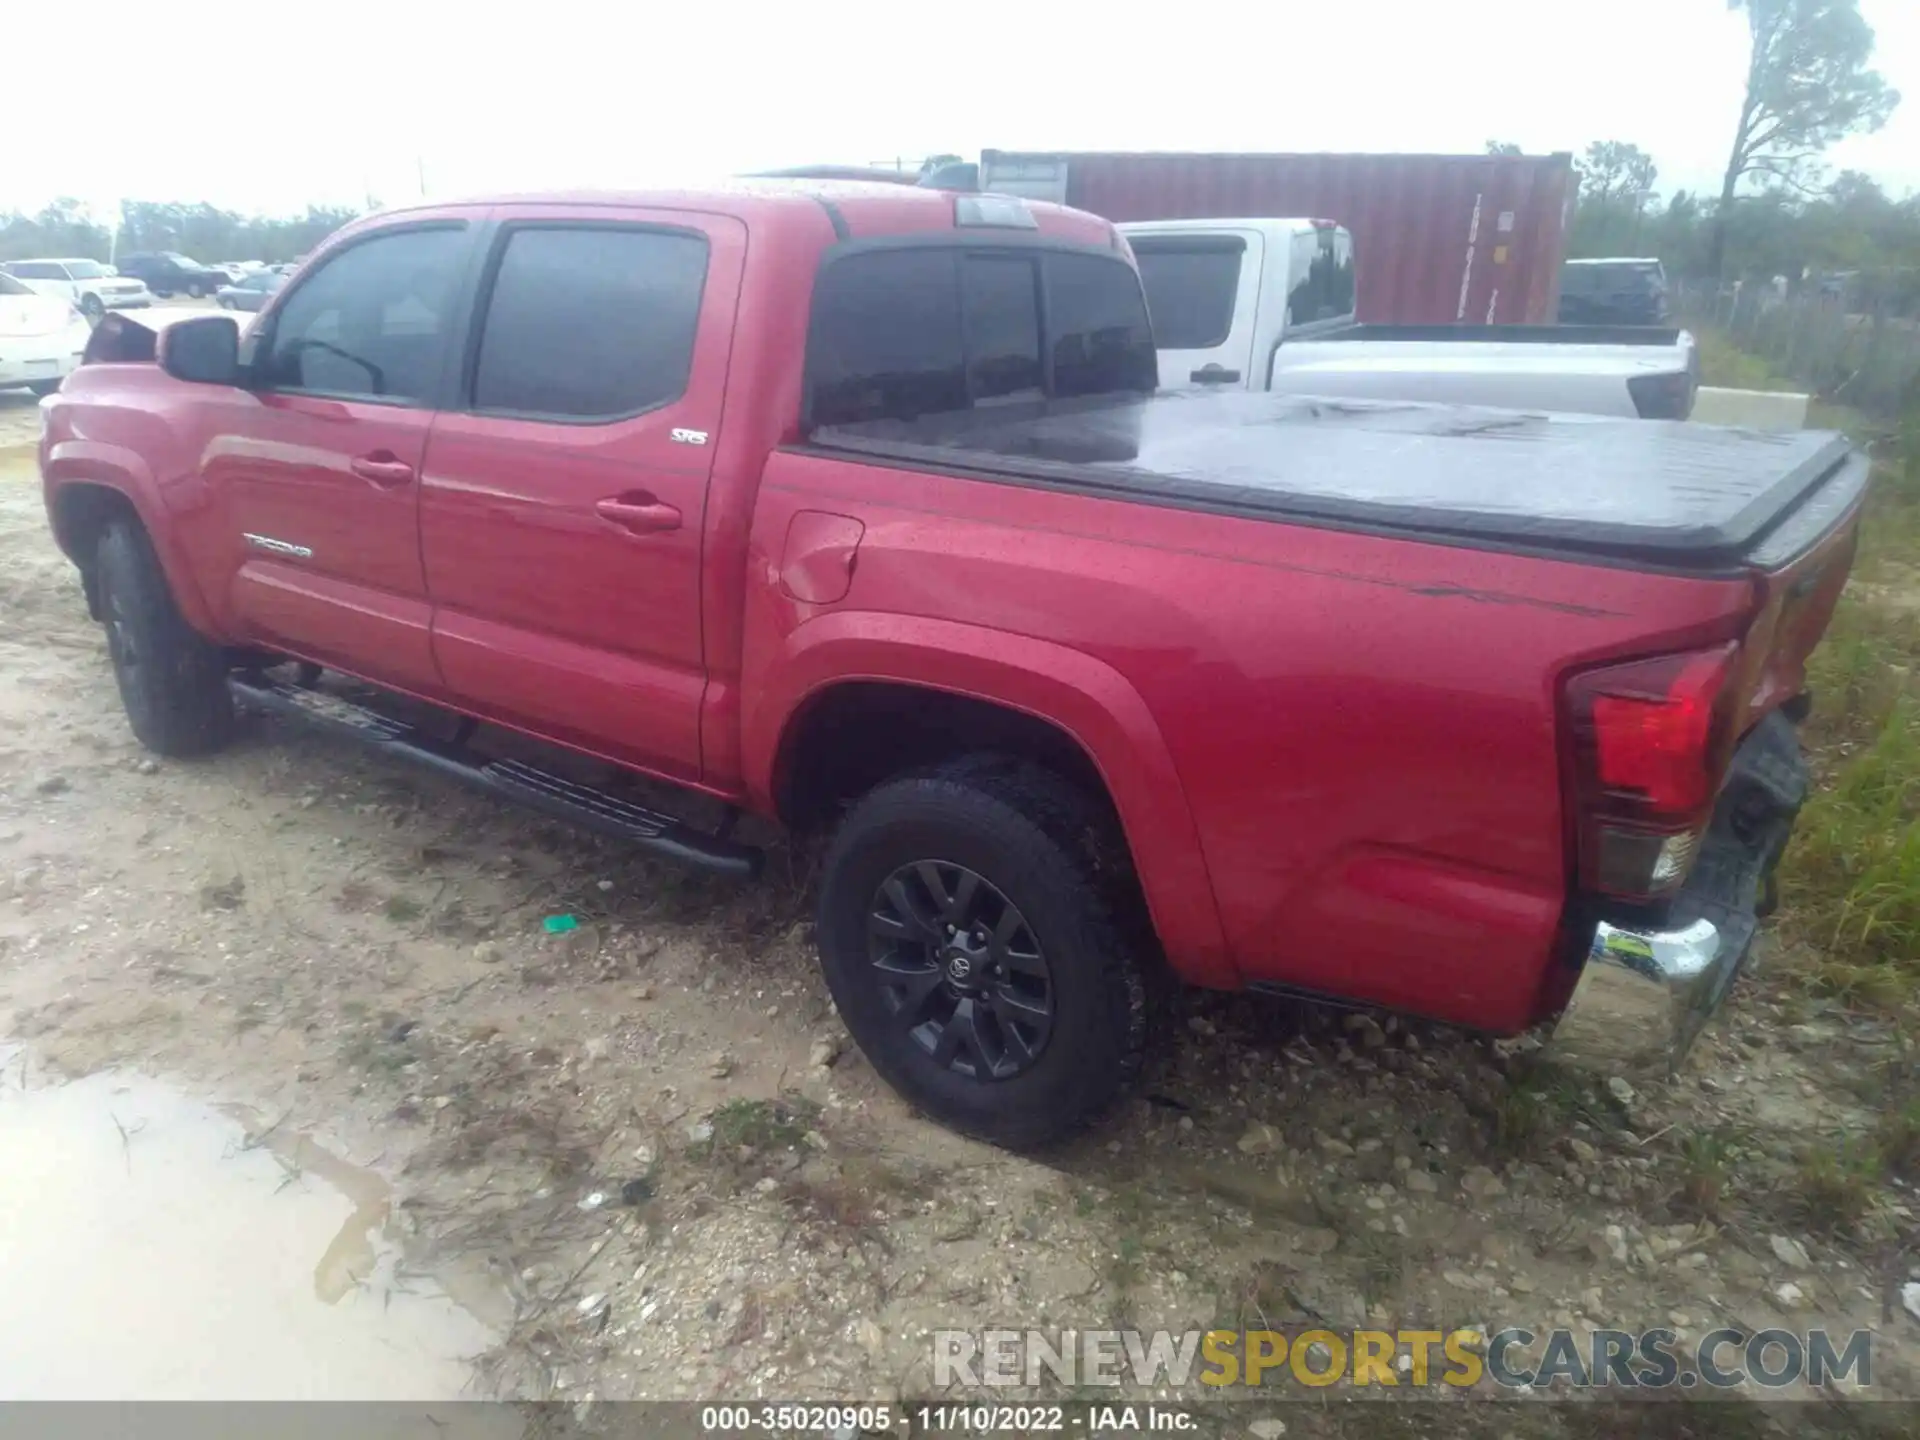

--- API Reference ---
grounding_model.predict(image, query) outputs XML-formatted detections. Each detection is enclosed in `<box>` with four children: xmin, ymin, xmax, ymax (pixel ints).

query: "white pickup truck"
<box><xmin>1120</xmin><ymin>219</ymin><xmax>1700</xmax><ymax>420</ymax></box>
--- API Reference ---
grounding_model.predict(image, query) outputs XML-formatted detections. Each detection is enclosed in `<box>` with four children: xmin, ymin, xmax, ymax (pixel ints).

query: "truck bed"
<box><xmin>1317</xmin><ymin>323</ymin><xmax>1687</xmax><ymax>348</ymax></box>
<box><xmin>809</xmin><ymin>392</ymin><xmax>1864</xmax><ymax>566</ymax></box>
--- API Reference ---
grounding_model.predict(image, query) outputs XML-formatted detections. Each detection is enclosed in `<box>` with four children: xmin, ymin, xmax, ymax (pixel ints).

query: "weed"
<box><xmin>1792</xmin><ymin>1140</ymin><xmax>1884</xmax><ymax>1234</ymax></box>
<box><xmin>1874</xmin><ymin>1094</ymin><xmax>1920</xmax><ymax>1179</ymax></box>
<box><xmin>1673</xmin><ymin>1127</ymin><xmax>1741</xmax><ymax>1219</ymax></box>
<box><xmin>382</xmin><ymin>894</ymin><xmax>424</xmax><ymax>924</ymax></box>
<box><xmin>692</xmin><ymin>1096</ymin><xmax>820</xmax><ymax>1168</ymax></box>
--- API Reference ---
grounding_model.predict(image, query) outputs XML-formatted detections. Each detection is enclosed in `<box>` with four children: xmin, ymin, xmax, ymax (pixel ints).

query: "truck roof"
<box><xmin>369</xmin><ymin>180</ymin><xmax>1118</xmax><ymax>246</ymax></box>
<box><xmin>813</xmin><ymin>391</ymin><xmax>1864</xmax><ymax>566</ymax></box>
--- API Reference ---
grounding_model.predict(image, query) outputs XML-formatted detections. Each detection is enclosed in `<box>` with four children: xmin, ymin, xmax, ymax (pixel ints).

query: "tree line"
<box><xmin>1490</xmin><ymin>1</ymin><xmax>1912</xmax><ymax>308</ymax></box>
<box><xmin>0</xmin><ymin>199</ymin><xmax>360</xmax><ymax>266</ymax></box>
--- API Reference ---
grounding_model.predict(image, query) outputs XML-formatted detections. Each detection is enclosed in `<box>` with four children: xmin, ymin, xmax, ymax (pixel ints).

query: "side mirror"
<box><xmin>158</xmin><ymin>315</ymin><xmax>242</xmax><ymax>385</ymax></box>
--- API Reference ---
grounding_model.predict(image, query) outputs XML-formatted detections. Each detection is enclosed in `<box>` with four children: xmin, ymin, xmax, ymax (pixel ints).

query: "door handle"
<box><xmin>350</xmin><ymin>454</ymin><xmax>415</xmax><ymax>487</ymax></box>
<box><xmin>1189</xmin><ymin>365</ymin><xmax>1242</xmax><ymax>385</ymax></box>
<box><xmin>595</xmin><ymin>495</ymin><xmax>682</xmax><ymax>534</ymax></box>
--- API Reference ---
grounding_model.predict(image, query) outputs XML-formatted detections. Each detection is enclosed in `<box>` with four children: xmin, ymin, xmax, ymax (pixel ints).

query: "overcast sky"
<box><xmin>10</xmin><ymin>0</ymin><xmax>1917</xmax><ymax>221</ymax></box>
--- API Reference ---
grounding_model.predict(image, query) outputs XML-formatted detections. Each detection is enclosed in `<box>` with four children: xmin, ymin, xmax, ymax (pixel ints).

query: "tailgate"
<box><xmin>1728</xmin><ymin>451</ymin><xmax>1871</xmax><ymax>732</ymax></box>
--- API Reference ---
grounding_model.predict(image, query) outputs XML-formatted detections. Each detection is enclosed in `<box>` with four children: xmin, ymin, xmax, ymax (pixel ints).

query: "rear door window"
<box><xmin>807</xmin><ymin>246</ymin><xmax>1154</xmax><ymax>426</ymax></box>
<box><xmin>1133</xmin><ymin>239</ymin><xmax>1243</xmax><ymax>349</ymax></box>
<box><xmin>471</xmin><ymin>226</ymin><xmax>710</xmax><ymax>421</ymax></box>
<box><xmin>1286</xmin><ymin>227</ymin><xmax>1356</xmax><ymax>328</ymax></box>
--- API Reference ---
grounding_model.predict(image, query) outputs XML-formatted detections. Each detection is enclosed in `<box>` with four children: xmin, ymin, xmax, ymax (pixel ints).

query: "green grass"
<box><xmin>1774</xmin><ymin>422</ymin><xmax>1920</xmax><ymax>1006</ymax></box>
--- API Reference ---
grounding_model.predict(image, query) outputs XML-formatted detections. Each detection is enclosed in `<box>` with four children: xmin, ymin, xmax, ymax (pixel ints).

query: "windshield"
<box><xmin>0</xmin><ymin>273</ymin><xmax>33</xmax><ymax>296</ymax></box>
<box><xmin>164</xmin><ymin>252</ymin><xmax>200</xmax><ymax>267</ymax></box>
<box><xmin>65</xmin><ymin>260</ymin><xmax>110</xmax><ymax>279</ymax></box>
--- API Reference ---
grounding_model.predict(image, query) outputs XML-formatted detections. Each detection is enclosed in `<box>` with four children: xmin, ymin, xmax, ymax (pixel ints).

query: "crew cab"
<box><xmin>38</xmin><ymin>184</ymin><xmax>1864</xmax><ymax>1147</ymax></box>
<box><xmin>1122</xmin><ymin>218</ymin><xmax>1700</xmax><ymax>419</ymax></box>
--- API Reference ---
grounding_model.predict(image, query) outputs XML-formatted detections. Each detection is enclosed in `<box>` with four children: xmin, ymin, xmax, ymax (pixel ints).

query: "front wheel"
<box><xmin>95</xmin><ymin>520</ymin><xmax>235</xmax><ymax>756</ymax></box>
<box><xmin>80</xmin><ymin>293</ymin><xmax>104</xmax><ymax>321</ymax></box>
<box><xmin>185</xmin><ymin>281</ymin><xmax>207</xmax><ymax>300</ymax></box>
<box><xmin>815</xmin><ymin>757</ymin><xmax>1153</xmax><ymax>1149</ymax></box>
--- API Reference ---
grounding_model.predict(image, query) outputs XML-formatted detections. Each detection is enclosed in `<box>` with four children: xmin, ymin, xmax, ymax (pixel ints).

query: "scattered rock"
<box><xmin>1342</xmin><ymin>1013</ymin><xmax>1387</xmax><ymax>1049</ymax></box>
<box><xmin>708</xmin><ymin>1051</ymin><xmax>733</xmax><ymax>1080</ymax></box>
<box><xmin>686</xmin><ymin>1120</ymin><xmax>715</xmax><ymax>1144</ymax></box>
<box><xmin>1404</xmin><ymin>1171</ymin><xmax>1438</xmax><ymax>1195</ymax></box>
<box><xmin>1248</xmin><ymin>1421</ymin><xmax>1288</xmax><ymax>1440</ymax></box>
<box><xmin>1292</xmin><ymin>1227</ymin><xmax>1341</xmax><ymax>1257</ymax></box>
<box><xmin>808</xmin><ymin>1035</ymin><xmax>842</xmax><ymax>1069</ymax></box>
<box><xmin>1607</xmin><ymin>1076</ymin><xmax>1636</xmax><ymax>1106</ymax></box>
<box><xmin>473</xmin><ymin>941</ymin><xmax>503</xmax><ymax>964</ymax></box>
<box><xmin>1317</xmin><ymin>1134</ymin><xmax>1355</xmax><ymax>1158</ymax></box>
<box><xmin>1772</xmin><ymin>1282</ymin><xmax>1806</xmax><ymax>1310</ymax></box>
<box><xmin>619</xmin><ymin>1177</ymin><xmax>654</xmax><ymax>1206</ymax></box>
<box><xmin>578</xmin><ymin>1191</ymin><xmax>607</xmax><ymax>1212</ymax></box>
<box><xmin>1460</xmin><ymin>1167</ymin><xmax>1505</xmax><ymax>1199</ymax></box>
<box><xmin>133</xmin><ymin>759</ymin><xmax>160</xmax><ymax>776</ymax></box>
<box><xmin>32</xmin><ymin>773</ymin><xmax>70</xmax><ymax>796</ymax></box>
<box><xmin>1769</xmin><ymin>1235</ymin><xmax>1813</xmax><ymax>1270</ymax></box>
<box><xmin>199</xmin><ymin>875</ymin><xmax>246</xmax><ymax>911</ymax></box>
<box><xmin>1903</xmin><ymin>1283</ymin><xmax>1920</xmax><ymax>1323</ymax></box>
<box><xmin>575</xmin><ymin>1292</ymin><xmax>608</xmax><ymax>1318</ymax></box>
<box><xmin>1237</xmin><ymin>1122</ymin><xmax>1281</xmax><ymax>1156</ymax></box>
<box><xmin>1567</xmin><ymin>1137</ymin><xmax>1600</xmax><ymax>1165</ymax></box>
<box><xmin>855</xmin><ymin>1317</ymin><xmax>885</xmax><ymax>1359</ymax></box>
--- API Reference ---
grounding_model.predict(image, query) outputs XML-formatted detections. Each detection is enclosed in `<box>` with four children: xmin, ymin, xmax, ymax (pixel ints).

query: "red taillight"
<box><xmin>1565</xmin><ymin>643</ymin><xmax>1739</xmax><ymax>898</ymax></box>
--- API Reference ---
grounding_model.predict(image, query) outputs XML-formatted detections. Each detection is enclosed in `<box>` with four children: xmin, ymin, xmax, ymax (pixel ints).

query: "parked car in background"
<box><xmin>0</xmin><ymin>271</ymin><xmax>93</xmax><ymax>394</ymax></box>
<box><xmin>37</xmin><ymin>182</ymin><xmax>1863</xmax><ymax>1147</ymax></box>
<box><xmin>1558</xmin><ymin>258</ymin><xmax>1671</xmax><ymax>326</ymax></box>
<box><xmin>1123</xmin><ymin>219</ymin><xmax>1699</xmax><ymax>418</ymax></box>
<box><xmin>1</xmin><ymin>258</ymin><xmax>152</xmax><ymax>319</ymax></box>
<box><xmin>113</xmin><ymin>252</ymin><xmax>229</xmax><ymax>300</ymax></box>
<box><xmin>215</xmin><ymin>270</ymin><xmax>285</xmax><ymax>311</ymax></box>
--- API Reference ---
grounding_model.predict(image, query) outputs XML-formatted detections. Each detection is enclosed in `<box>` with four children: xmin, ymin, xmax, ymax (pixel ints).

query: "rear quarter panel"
<box><xmin>743</xmin><ymin>454</ymin><xmax>1756</xmax><ymax>1030</ymax></box>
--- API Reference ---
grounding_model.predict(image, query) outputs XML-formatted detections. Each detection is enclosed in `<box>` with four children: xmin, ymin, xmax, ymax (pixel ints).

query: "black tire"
<box><xmin>26</xmin><ymin>379</ymin><xmax>60</xmax><ymax>397</ymax></box>
<box><xmin>95</xmin><ymin>520</ymin><xmax>235</xmax><ymax>757</ymax></box>
<box><xmin>80</xmin><ymin>293</ymin><xmax>104</xmax><ymax>321</ymax></box>
<box><xmin>816</xmin><ymin>755</ymin><xmax>1153</xmax><ymax>1149</ymax></box>
<box><xmin>185</xmin><ymin>281</ymin><xmax>207</xmax><ymax>300</ymax></box>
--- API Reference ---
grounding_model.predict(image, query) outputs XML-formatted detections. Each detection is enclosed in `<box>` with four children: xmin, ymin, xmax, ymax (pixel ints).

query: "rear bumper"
<box><xmin>1551</xmin><ymin>918</ymin><xmax>1732</xmax><ymax>1072</ymax></box>
<box><xmin>1548</xmin><ymin>709</ymin><xmax>1808</xmax><ymax>1075</ymax></box>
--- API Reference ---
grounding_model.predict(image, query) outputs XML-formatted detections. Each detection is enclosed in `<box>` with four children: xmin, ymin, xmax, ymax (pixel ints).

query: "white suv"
<box><xmin>1</xmin><ymin>258</ymin><xmax>153</xmax><ymax>320</ymax></box>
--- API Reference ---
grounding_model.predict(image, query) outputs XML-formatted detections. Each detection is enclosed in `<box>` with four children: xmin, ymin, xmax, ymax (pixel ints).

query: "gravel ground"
<box><xmin>0</xmin><ymin>447</ymin><xmax>1914</xmax><ymax>1427</ymax></box>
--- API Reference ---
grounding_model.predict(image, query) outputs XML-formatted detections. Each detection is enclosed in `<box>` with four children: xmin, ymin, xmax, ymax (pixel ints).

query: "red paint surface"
<box><xmin>38</xmin><ymin>180</ymin><xmax>1852</xmax><ymax>1036</ymax></box>
<box><xmin>984</xmin><ymin>150</ymin><xmax>1577</xmax><ymax>325</ymax></box>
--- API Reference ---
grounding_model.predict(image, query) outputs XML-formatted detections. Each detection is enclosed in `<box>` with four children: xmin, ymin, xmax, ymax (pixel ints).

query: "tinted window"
<box><xmin>472</xmin><ymin>227</ymin><xmax>709</xmax><ymax>420</ymax></box>
<box><xmin>807</xmin><ymin>246</ymin><xmax>1155</xmax><ymax>427</ymax></box>
<box><xmin>257</xmin><ymin>226</ymin><xmax>468</xmax><ymax>403</ymax></box>
<box><xmin>809</xmin><ymin>250</ymin><xmax>967</xmax><ymax>427</ymax></box>
<box><xmin>65</xmin><ymin>260</ymin><xmax>108</xmax><ymax>279</ymax></box>
<box><xmin>0</xmin><ymin>274</ymin><xmax>31</xmax><ymax>296</ymax></box>
<box><xmin>9</xmin><ymin>262</ymin><xmax>63</xmax><ymax>280</ymax></box>
<box><xmin>1132</xmin><ymin>240</ymin><xmax>1242</xmax><ymax>349</ymax></box>
<box><xmin>960</xmin><ymin>255</ymin><xmax>1042</xmax><ymax>403</ymax></box>
<box><xmin>1286</xmin><ymin>227</ymin><xmax>1356</xmax><ymax>327</ymax></box>
<box><xmin>1043</xmin><ymin>252</ymin><xmax>1158</xmax><ymax>398</ymax></box>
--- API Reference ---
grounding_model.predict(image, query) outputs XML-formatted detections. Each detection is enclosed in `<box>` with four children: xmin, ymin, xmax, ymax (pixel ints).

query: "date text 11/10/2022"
<box><xmin>697</xmin><ymin>1405</ymin><xmax>1196</xmax><ymax>1433</ymax></box>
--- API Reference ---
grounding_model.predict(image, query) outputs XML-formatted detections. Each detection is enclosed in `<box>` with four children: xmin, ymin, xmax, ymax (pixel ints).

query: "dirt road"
<box><xmin>0</xmin><ymin>436</ymin><xmax>1912</xmax><ymax>1419</ymax></box>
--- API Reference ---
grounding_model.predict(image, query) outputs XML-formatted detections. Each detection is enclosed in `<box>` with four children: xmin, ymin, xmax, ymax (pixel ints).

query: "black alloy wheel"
<box><xmin>867</xmin><ymin>859</ymin><xmax>1054</xmax><ymax>1080</ymax></box>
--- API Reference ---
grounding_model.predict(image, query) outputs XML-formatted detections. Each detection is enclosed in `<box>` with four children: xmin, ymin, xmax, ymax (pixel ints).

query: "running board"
<box><xmin>228</xmin><ymin>675</ymin><xmax>761</xmax><ymax>878</ymax></box>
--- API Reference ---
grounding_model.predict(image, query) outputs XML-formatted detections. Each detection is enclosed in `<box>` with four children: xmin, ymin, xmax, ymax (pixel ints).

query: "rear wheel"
<box><xmin>816</xmin><ymin>756</ymin><xmax>1153</xmax><ymax>1149</ymax></box>
<box><xmin>95</xmin><ymin>520</ymin><xmax>235</xmax><ymax>756</ymax></box>
<box><xmin>79</xmin><ymin>293</ymin><xmax>104</xmax><ymax>321</ymax></box>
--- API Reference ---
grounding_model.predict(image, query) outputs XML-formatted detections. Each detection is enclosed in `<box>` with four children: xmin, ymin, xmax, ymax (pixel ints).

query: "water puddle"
<box><xmin>0</xmin><ymin>1059</ymin><xmax>499</xmax><ymax>1400</ymax></box>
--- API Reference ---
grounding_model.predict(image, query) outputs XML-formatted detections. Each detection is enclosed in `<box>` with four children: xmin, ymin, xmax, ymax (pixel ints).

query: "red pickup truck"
<box><xmin>39</xmin><ymin>183</ymin><xmax>1865</xmax><ymax>1147</ymax></box>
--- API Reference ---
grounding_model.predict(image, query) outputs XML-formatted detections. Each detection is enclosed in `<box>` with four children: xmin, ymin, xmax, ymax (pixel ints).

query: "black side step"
<box><xmin>229</xmin><ymin>675</ymin><xmax>762</xmax><ymax>879</ymax></box>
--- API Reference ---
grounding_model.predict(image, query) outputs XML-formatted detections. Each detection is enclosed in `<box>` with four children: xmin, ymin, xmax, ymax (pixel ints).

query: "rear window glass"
<box><xmin>807</xmin><ymin>246</ymin><xmax>1155</xmax><ymax>427</ymax></box>
<box><xmin>473</xmin><ymin>226</ymin><xmax>709</xmax><ymax>420</ymax></box>
<box><xmin>1132</xmin><ymin>240</ymin><xmax>1242</xmax><ymax>349</ymax></box>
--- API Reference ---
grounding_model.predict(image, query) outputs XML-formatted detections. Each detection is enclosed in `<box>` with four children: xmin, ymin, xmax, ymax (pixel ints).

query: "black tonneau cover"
<box><xmin>811</xmin><ymin>391</ymin><xmax>1862</xmax><ymax>564</ymax></box>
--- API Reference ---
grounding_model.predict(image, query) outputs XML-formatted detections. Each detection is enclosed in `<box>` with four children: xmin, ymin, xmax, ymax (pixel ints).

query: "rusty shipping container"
<box><xmin>975</xmin><ymin>150</ymin><xmax>1578</xmax><ymax>326</ymax></box>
